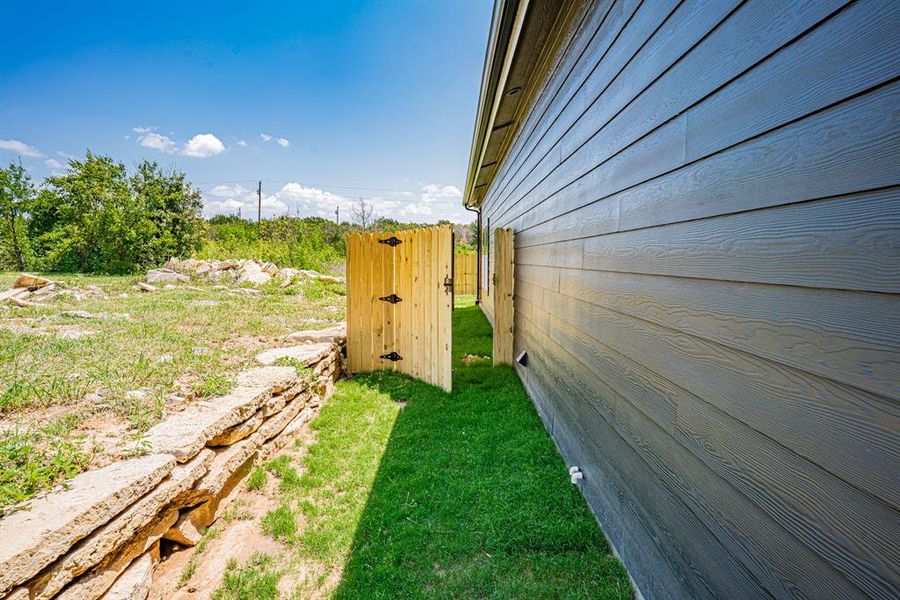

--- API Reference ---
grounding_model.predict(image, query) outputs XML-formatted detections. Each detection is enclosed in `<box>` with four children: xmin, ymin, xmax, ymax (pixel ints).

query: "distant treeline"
<box><xmin>0</xmin><ymin>153</ymin><xmax>475</xmax><ymax>274</ymax></box>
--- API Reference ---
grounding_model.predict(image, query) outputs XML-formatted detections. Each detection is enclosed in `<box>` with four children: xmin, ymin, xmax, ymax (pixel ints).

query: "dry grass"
<box><xmin>0</xmin><ymin>271</ymin><xmax>345</xmax><ymax>509</ymax></box>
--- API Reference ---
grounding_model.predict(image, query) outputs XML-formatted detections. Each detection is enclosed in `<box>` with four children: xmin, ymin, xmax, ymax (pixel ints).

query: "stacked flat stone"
<box><xmin>0</xmin><ymin>335</ymin><xmax>345</xmax><ymax>600</ymax></box>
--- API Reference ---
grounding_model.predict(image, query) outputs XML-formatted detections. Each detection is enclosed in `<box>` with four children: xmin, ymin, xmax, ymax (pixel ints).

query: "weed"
<box><xmin>264</xmin><ymin>455</ymin><xmax>300</xmax><ymax>491</ymax></box>
<box><xmin>179</xmin><ymin>527</ymin><xmax>219</xmax><ymax>587</ymax></box>
<box><xmin>245</xmin><ymin>467</ymin><xmax>267</xmax><ymax>491</ymax></box>
<box><xmin>212</xmin><ymin>552</ymin><xmax>282</xmax><ymax>600</ymax></box>
<box><xmin>261</xmin><ymin>504</ymin><xmax>296</xmax><ymax>541</ymax></box>
<box><xmin>194</xmin><ymin>373</ymin><xmax>234</xmax><ymax>398</ymax></box>
<box><xmin>0</xmin><ymin>425</ymin><xmax>91</xmax><ymax>511</ymax></box>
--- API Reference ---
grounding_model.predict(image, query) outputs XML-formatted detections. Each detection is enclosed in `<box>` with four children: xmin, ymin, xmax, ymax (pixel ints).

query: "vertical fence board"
<box><xmin>494</xmin><ymin>228</ymin><xmax>515</xmax><ymax>365</ymax></box>
<box><xmin>439</xmin><ymin>228</ymin><xmax>453</xmax><ymax>389</ymax></box>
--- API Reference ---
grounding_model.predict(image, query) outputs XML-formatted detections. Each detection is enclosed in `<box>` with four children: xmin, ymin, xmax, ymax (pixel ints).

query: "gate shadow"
<box><xmin>332</xmin><ymin>303</ymin><xmax>629</xmax><ymax>598</ymax></box>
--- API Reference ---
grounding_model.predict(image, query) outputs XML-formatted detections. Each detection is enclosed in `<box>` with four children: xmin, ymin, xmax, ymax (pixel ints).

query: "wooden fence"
<box><xmin>454</xmin><ymin>252</ymin><xmax>477</xmax><ymax>295</ymax></box>
<box><xmin>346</xmin><ymin>226</ymin><xmax>453</xmax><ymax>392</ymax></box>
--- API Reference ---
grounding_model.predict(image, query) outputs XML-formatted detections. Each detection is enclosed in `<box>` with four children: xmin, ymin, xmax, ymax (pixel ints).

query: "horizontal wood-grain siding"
<box><xmin>476</xmin><ymin>0</ymin><xmax>900</xmax><ymax>597</ymax></box>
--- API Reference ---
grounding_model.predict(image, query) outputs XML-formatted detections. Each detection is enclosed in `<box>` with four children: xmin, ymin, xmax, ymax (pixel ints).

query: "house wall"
<box><xmin>477</xmin><ymin>0</ymin><xmax>900</xmax><ymax>597</ymax></box>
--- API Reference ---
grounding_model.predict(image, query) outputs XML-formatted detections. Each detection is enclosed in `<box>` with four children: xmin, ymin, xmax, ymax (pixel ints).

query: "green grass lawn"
<box><xmin>239</xmin><ymin>296</ymin><xmax>631</xmax><ymax>598</ymax></box>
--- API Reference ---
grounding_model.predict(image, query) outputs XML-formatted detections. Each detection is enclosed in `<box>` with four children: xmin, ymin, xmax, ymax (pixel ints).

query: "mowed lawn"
<box><xmin>241</xmin><ymin>297</ymin><xmax>632</xmax><ymax>599</ymax></box>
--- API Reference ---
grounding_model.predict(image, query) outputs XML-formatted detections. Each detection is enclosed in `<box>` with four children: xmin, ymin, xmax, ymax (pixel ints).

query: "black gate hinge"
<box><xmin>380</xmin><ymin>352</ymin><xmax>403</xmax><ymax>361</ymax></box>
<box><xmin>378</xmin><ymin>236</ymin><xmax>402</xmax><ymax>247</ymax></box>
<box><xmin>443</xmin><ymin>275</ymin><xmax>453</xmax><ymax>294</ymax></box>
<box><xmin>379</xmin><ymin>294</ymin><xmax>402</xmax><ymax>303</ymax></box>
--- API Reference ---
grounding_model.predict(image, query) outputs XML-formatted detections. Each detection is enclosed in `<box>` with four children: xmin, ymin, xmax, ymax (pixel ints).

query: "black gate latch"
<box><xmin>380</xmin><ymin>352</ymin><xmax>403</xmax><ymax>361</ymax></box>
<box><xmin>379</xmin><ymin>294</ymin><xmax>402</xmax><ymax>303</ymax></box>
<box><xmin>378</xmin><ymin>236</ymin><xmax>402</xmax><ymax>247</ymax></box>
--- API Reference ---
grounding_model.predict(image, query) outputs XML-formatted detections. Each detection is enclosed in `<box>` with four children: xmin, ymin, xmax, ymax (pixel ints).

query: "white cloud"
<box><xmin>276</xmin><ymin>137</ymin><xmax>290</xmax><ymax>148</ymax></box>
<box><xmin>236</xmin><ymin>140</ymin><xmax>248</xmax><ymax>147</ymax></box>
<box><xmin>183</xmin><ymin>133</ymin><xmax>226</xmax><ymax>158</ymax></box>
<box><xmin>201</xmin><ymin>181</ymin><xmax>473</xmax><ymax>224</ymax></box>
<box><xmin>45</xmin><ymin>158</ymin><xmax>63</xmax><ymax>169</ymax></box>
<box><xmin>138</xmin><ymin>131</ymin><xmax>178</xmax><ymax>154</ymax></box>
<box><xmin>0</xmin><ymin>139</ymin><xmax>43</xmax><ymax>157</ymax></box>
<box><xmin>57</xmin><ymin>151</ymin><xmax>76</xmax><ymax>160</ymax></box>
<box><xmin>260</xmin><ymin>133</ymin><xmax>272</xmax><ymax>142</ymax></box>
<box><xmin>209</xmin><ymin>184</ymin><xmax>248</xmax><ymax>197</ymax></box>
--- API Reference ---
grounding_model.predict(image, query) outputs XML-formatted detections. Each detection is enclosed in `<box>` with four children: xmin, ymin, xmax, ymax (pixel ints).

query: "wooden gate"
<box><xmin>346</xmin><ymin>225</ymin><xmax>453</xmax><ymax>391</ymax></box>
<box><xmin>493</xmin><ymin>228</ymin><xmax>514</xmax><ymax>366</ymax></box>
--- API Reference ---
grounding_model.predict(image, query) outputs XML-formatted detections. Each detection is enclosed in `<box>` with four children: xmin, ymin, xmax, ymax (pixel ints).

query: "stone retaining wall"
<box><xmin>0</xmin><ymin>339</ymin><xmax>345</xmax><ymax>600</ymax></box>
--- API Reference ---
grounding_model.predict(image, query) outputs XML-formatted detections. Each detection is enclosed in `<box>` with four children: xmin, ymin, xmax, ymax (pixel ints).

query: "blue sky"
<box><xmin>0</xmin><ymin>1</ymin><xmax>492</xmax><ymax>223</ymax></box>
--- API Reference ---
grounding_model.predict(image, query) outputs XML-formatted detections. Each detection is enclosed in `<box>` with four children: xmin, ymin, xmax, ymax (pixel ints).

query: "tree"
<box><xmin>29</xmin><ymin>152</ymin><xmax>206</xmax><ymax>273</ymax></box>
<box><xmin>0</xmin><ymin>160</ymin><xmax>35</xmax><ymax>270</ymax></box>
<box><xmin>351</xmin><ymin>196</ymin><xmax>375</xmax><ymax>229</ymax></box>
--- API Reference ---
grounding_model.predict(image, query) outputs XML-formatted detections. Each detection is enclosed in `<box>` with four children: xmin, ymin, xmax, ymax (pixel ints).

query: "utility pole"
<box><xmin>257</xmin><ymin>181</ymin><xmax>262</xmax><ymax>223</ymax></box>
<box><xmin>335</xmin><ymin>205</ymin><xmax>340</xmax><ymax>225</ymax></box>
<box><xmin>238</xmin><ymin>206</ymin><xmax>242</xmax><ymax>220</ymax></box>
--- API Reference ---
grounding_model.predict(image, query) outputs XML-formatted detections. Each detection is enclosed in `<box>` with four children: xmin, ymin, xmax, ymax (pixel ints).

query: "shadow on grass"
<box><xmin>332</xmin><ymin>303</ymin><xmax>631</xmax><ymax>599</ymax></box>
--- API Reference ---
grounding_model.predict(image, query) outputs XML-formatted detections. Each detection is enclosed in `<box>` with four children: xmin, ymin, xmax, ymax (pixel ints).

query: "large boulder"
<box><xmin>237</xmin><ymin>262</ymin><xmax>271</xmax><ymax>286</ymax></box>
<box><xmin>0</xmin><ymin>454</ymin><xmax>175</xmax><ymax>596</ymax></box>
<box><xmin>12</xmin><ymin>273</ymin><xmax>53</xmax><ymax>291</ymax></box>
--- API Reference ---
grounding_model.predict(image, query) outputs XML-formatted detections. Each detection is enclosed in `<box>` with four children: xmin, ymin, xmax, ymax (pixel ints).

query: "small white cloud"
<box><xmin>183</xmin><ymin>133</ymin><xmax>226</xmax><ymax>158</ymax></box>
<box><xmin>0</xmin><ymin>139</ymin><xmax>43</xmax><ymax>157</ymax></box>
<box><xmin>209</xmin><ymin>184</ymin><xmax>248</xmax><ymax>197</ymax></box>
<box><xmin>57</xmin><ymin>151</ymin><xmax>75</xmax><ymax>159</ymax></box>
<box><xmin>260</xmin><ymin>133</ymin><xmax>272</xmax><ymax>142</ymax></box>
<box><xmin>138</xmin><ymin>131</ymin><xmax>178</xmax><ymax>154</ymax></box>
<box><xmin>45</xmin><ymin>158</ymin><xmax>63</xmax><ymax>169</ymax></box>
<box><xmin>276</xmin><ymin>137</ymin><xmax>290</xmax><ymax>148</ymax></box>
<box><xmin>236</xmin><ymin>140</ymin><xmax>248</xmax><ymax>147</ymax></box>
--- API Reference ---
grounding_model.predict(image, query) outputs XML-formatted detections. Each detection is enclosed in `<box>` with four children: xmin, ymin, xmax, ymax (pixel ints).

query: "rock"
<box><xmin>5</xmin><ymin>588</ymin><xmax>29</xmax><ymax>600</ymax></box>
<box><xmin>59</xmin><ymin>310</ymin><xmax>94</xmax><ymax>319</ymax></box>
<box><xmin>0</xmin><ymin>454</ymin><xmax>175</xmax><ymax>595</ymax></box>
<box><xmin>9</xmin><ymin>296</ymin><xmax>35</xmax><ymax>308</ymax></box>
<box><xmin>125</xmin><ymin>389</ymin><xmax>150</xmax><ymax>401</ymax></box>
<box><xmin>28</xmin><ymin>452</ymin><xmax>212</xmax><ymax>599</ymax></box>
<box><xmin>237</xmin><ymin>262</ymin><xmax>271</xmax><ymax>286</ymax></box>
<box><xmin>146</xmin><ymin>269</ymin><xmax>189</xmax><ymax>285</ymax></box>
<box><xmin>255</xmin><ymin>343</ymin><xmax>332</xmax><ymax>366</ymax></box>
<box><xmin>172</xmin><ymin>439</ymin><xmax>260</xmax><ymax>536</ymax></box>
<box><xmin>99</xmin><ymin>552</ymin><xmax>152</xmax><ymax>600</ymax></box>
<box><xmin>207</xmin><ymin>408</ymin><xmax>265</xmax><ymax>446</ymax></box>
<box><xmin>191</xmin><ymin>300</ymin><xmax>219</xmax><ymax>307</ymax></box>
<box><xmin>156</xmin><ymin>354</ymin><xmax>174</xmax><ymax>364</ymax></box>
<box><xmin>136</xmin><ymin>282</ymin><xmax>156</xmax><ymax>293</ymax></box>
<box><xmin>234</xmin><ymin>366</ymin><xmax>297</xmax><ymax>393</ymax></box>
<box><xmin>231</xmin><ymin>288</ymin><xmax>261</xmax><ymax>296</ymax></box>
<box><xmin>283</xmin><ymin>324</ymin><xmax>346</xmax><ymax>344</ymax></box>
<box><xmin>56</xmin><ymin>508</ymin><xmax>177</xmax><ymax>600</ymax></box>
<box><xmin>260</xmin><ymin>407</ymin><xmax>314</xmax><ymax>461</ymax></box>
<box><xmin>162</xmin><ymin>512</ymin><xmax>203</xmax><ymax>547</ymax></box>
<box><xmin>12</xmin><ymin>273</ymin><xmax>53</xmax><ymax>290</ymax></box>
<box><xmin>180</xmin><ymin>435</ymin><xmax>260</xmax><ymax>509</ymax></box>
<box><xmin>30</xmin><ymin>283</ymin><xmax>57</xmax><ymax>297</ymax></box>
<box><xmin>136</xmin><ymin>367</ymin><xmax>295</xmax><ymax>462</ymax></box>
<box><xmin>258</xmin><ymin>396</ymin><xmax>307</xmax><ymax>442</ymax></box>
<box><xmin>0</xmin><ymin>288</ymin><xmax>30</xmax><ymax>303</ymax></box>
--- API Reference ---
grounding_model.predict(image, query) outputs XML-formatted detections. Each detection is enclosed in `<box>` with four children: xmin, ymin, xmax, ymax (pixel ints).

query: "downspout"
<box><xmin>465</xmin><ymin>204</ymin><xmax>481</xmax><ymax>305</ymax></box>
